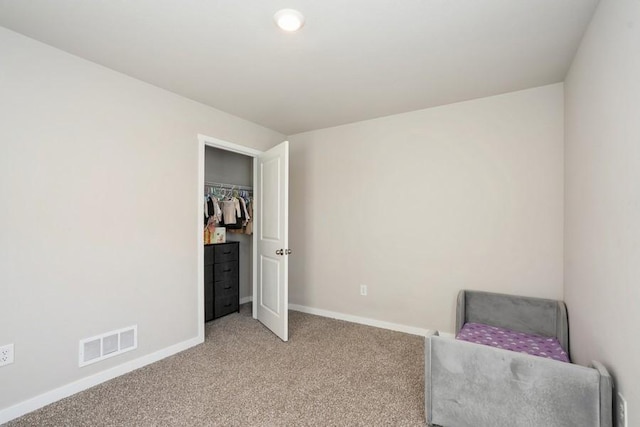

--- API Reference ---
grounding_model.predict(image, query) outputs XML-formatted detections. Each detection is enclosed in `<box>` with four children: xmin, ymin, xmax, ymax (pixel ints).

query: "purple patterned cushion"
<box><xmin>456</xmin><ymin>322</ymin><xmax>570</xmax><ymax>363</ymax></box>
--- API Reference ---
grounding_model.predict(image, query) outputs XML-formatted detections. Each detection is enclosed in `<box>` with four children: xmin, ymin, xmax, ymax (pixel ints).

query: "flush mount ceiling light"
<box><xmin>274</xmin><ymin>9</ymin><xmax>305</xmax><ymax>32</ymax></box>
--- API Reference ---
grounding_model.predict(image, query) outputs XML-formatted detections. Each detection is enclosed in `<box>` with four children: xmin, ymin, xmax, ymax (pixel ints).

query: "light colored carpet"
<box><xmin>8</xmin><ymin>304</ymin><xmax>426</xmax><ymax>426</ymax></box>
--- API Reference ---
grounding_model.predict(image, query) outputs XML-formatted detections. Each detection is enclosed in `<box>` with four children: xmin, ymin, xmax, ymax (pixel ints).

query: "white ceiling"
<box><xmin>0</xmin><ymin>0</ymin><xmax>599</xmax><ymax>135</ymax></box>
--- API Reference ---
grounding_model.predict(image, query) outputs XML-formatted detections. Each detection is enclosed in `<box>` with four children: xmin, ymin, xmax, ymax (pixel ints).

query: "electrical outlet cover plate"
<box><xmin>0</xmin><ymin>343</ymin><xmax>15</xmax><ymax>366</ymax></box>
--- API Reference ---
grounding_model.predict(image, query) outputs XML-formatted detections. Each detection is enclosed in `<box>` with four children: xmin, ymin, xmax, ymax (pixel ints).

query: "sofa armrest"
<box><xmin>426</xmin><ymin>335</ymin><xmax>608</xmax><ymax>427</ymax></box>
<box><xmin>455</xmin><ymin>291</ymin><xmax>466</xmax><ymax>335</ymax></box>
<box><xmin>424</xmin><ymin>330</ymin><xmax>439</xmax><ymax>426</ymax></box>
<box><xmin>555</xmin><ymin>301</ymin><xmax>569</xmax><ymax>354</ymax></box>
<box><xmin>591</xmin><ymin>360</ymin><xmax>613</xmax><ymax>427</ymax></box>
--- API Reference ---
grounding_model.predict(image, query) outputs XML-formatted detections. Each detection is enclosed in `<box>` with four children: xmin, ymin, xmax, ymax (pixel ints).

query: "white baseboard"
<box><xmin>245</xmin><ymin>299</ymin><xmax>442</xmax><ymax>337</ymax></box>
<box><xmin>288</xmin><ymin>303</ymin><xmax>445</xmax><ymax>337</ymax></box>
<box><xmin>0</xmin><ymin>335</ymin><xmax>203</xmax><ymax>425</ymax></box>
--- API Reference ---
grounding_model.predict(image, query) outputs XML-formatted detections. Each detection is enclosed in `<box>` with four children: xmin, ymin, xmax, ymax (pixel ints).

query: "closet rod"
<box><xmin>205</xmin><ymin>181</ymin><xmax>253</xmax><ymax>192</ymax></box>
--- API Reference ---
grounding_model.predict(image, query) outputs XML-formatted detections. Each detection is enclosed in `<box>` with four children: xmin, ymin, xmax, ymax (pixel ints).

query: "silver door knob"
<box><xmin>276</xmin><ymin>249</ymin><xmax>284</xmax><ymax>255</ymax></box>
<box><xmin>285</xmin><ymin>249</ymin><xmax>293</xmax><ymax>255</ymax></box>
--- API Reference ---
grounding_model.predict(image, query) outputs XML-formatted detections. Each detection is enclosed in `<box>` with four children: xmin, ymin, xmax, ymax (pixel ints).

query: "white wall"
<box><xmin>288</xmin><ymin>84</ymin><xmax>565</xmax><ymax>333</ymax></box>
<box><xmin>564</xmin><ymin>0</ymin><xmax>640</xmax><ymax>423</ymax></box>
<box><xmin>0</xmin><ymin>26</ymin><xmax>283</xmax><ymax>414</ymax></box>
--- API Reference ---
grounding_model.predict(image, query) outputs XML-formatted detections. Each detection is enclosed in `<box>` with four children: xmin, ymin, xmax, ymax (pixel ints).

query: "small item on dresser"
<box><xmin>213</xmin><ymin>227</ymin><xmax>226</xmax><ymax>243</ymax></box>
<box><xmin>203</xmin><ymin>216</ymin><xmax>217</xmax><ymax>244</ymax></box>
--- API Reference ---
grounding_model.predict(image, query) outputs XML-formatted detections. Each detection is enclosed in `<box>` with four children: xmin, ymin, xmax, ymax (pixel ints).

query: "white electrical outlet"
<box><xmin>360</xmin><ymin>284</ymin><xmax>368</xmax><ymax>296</ymax></box>
<box><xmin>617</xmin><ymin>392</ymin><xmax>628</xmax><ymax>427</ymax></box>
<box><xmin>0</xmin><ymin>343</ymin><xmax>14</xmax><ymax>367</ymax></box>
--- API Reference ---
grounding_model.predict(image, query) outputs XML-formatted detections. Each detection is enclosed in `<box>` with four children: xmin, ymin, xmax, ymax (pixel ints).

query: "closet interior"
<box><xmin>203</xmin><ymin>146</ymin><xmax>254</xmax><ymax>322</ymax></box>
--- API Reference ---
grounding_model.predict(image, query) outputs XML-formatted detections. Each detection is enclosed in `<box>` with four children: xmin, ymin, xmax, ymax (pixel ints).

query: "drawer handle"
<box><xmin>223</xmin><ymin>286</ymin><xmax>232</xmax><ymax>290</ymax></box>
<box><xmin>224</xmin><ymin>303</ymin><xmax>232</xmax><ymax>307</ymax></box>
<box><xmin>223</xmin><ymin>269</ymin><xmax>232</xmax><ymax>272</ymax></box>
<box><xmin>223</xmin><ymin>251</ymin><xmax>231</xmax><ymax>254</ymax></box>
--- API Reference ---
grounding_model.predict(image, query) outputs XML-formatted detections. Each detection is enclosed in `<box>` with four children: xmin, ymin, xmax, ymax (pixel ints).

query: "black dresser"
<box><xmin>204</xmin><ymin>242</ymin><xmax>240</xmax><ymax>321</ymax></box>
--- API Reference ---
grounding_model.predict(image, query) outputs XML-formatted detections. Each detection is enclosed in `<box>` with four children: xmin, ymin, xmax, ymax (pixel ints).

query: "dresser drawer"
<box><xmin>214</xmin><ymin>280</ymin><xmax>238</xmax><ymax>297</ymax></box>
<box><xmin>215</xmin><ymin>294</ymin><xmax>239</xmax><ymax>318</ymax></box>
<box><xmin>214</xmin><ymin>261</ymin><xmax>237</xmax><ymax>282</ymax></box>
<box><xmin>214</xmin><ymin>243</ymin><xmax>238</xmax><ymax>263</ymax></box>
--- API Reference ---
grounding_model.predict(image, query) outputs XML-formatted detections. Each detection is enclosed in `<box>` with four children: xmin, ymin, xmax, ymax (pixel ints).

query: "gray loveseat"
<box><xmin>425</xmin><ymin>290</ymin><xmax>612</xmax><ymax>427</ymax></box>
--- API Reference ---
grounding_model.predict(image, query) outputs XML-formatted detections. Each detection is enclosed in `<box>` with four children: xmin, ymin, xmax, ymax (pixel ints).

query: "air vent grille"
<box><xmin>79</xmin><ymin>325</ymin><xmax>137</xmax><ymax>367</ymax></box>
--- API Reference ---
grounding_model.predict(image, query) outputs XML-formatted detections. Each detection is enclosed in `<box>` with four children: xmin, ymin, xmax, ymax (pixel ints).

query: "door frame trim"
<box><xmin>197</xmin><ymin>134</ymin><xmax>262</xmax><ymax>343</ymax></box>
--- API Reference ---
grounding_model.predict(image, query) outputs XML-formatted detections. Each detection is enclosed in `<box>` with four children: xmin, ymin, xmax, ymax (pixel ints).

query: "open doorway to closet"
<box><xmin>204</xmin><ymin>146</ymin><xmax>254</xmax><ymax>314</ymax></box>
<box><xmin>197</xmin><ymin>135</ymin><xmax>290</xmax><ymax>343</ymax></box>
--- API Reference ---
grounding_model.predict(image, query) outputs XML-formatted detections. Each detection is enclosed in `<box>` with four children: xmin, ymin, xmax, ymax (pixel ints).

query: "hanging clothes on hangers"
<box><xmin>244</xmin><ymin>199</ymin><xmax>253</xmax><ymax>235</ymax></box>
<box><xmin>213</xmin><ymin>198</ymin><xmax>222</xmax><ymax>224</ymax></box>
<box><xmin>221</xmin><ymin>200</ymin><xmax>237</xmax><ymax>225</ymax></box>
<box><xmin>239</xmin><ymin>197</ymin><xmax>250</xmax><ymax>225</ymax></box>
<box><xmin>204</xmin><ymin>182</ymin><xmax>253</xmax><ymax>235</ymax></box>
<box><xmin>226</xmin><ymin>196</ymin><xmax>243</xmax><ymax>230</ymax></box>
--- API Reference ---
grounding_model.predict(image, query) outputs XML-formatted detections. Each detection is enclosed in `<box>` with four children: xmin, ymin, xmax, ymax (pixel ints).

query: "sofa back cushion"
<box><xmin>456</xmin><ymin>290</ymin><xmax>569</xmax><ymax>352</ymax></box>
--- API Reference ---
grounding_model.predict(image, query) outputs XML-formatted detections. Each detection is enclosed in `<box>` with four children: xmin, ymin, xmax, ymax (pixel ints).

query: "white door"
<box><xmin>256</xmin><ymin>141</ymin><xmax>289</xmax><ymax>341</ymax></box>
